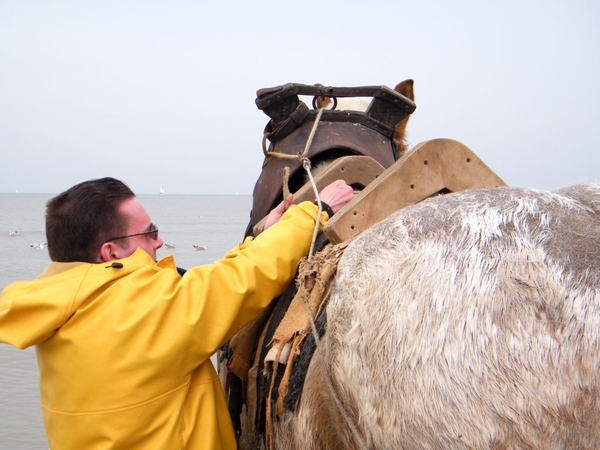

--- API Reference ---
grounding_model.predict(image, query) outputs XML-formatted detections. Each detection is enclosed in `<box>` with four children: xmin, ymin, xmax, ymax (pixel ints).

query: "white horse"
<box><xmin>226</xmin><ymin>81</ymin><xmax>600</xmax><ymax>449</ymax></box>
<box><xmin>234</xmin><ymin>183</ymin><xmax>600</xmax><ymax>449</ymax></box>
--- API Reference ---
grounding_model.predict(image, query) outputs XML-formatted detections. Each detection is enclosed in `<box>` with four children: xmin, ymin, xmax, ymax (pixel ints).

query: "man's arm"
<box><xmin>264</xmin><ymin>180</ymin><xmax>354</xmax><ymax>229</ymax></box>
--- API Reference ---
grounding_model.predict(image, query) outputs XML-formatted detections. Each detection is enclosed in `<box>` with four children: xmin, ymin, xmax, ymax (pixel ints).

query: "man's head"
<box><xmin>46</xmin><ymin>177</ymin><xmax>163</xmax><ymax>263</ymax></box>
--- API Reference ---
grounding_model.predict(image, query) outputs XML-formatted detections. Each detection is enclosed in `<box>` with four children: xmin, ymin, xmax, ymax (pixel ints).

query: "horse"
<box><xmin>223</xmin><ymin>81</ymin><xmax>600</xmax><ymax>449</ymax></box>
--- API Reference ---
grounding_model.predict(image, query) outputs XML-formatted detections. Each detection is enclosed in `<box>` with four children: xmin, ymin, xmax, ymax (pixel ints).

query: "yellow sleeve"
<box><xmin>164</xmin><ymin>201</ymin><xmax>326</xmax><ymax>360</ymax></box>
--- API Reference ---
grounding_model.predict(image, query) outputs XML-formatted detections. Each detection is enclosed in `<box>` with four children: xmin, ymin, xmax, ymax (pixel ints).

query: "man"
<box><xmin>0</xmin><ymin>177</ymin><xmax>354</xmax><ymax>449</ymax></box>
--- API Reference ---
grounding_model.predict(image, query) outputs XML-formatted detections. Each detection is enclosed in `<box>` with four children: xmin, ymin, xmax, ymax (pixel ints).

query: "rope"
<box><xmin>300</xmin><ymin>107</ymin><xmax>324</xmax><ymax>160</ymax></box>
<box><xmin>282</xmin><ymin>167</ymin><xmax>290</xmax><ymax>209</ymax></box>
<box><xmin>302</xmin><ymin>158</ymin><xmax>321</xmax><ymax>260</ymax></box>
<box><xmin>263</xmin><ymin>107</ymin><xmax>326</xmax><ymax>259</ymax></box>
<box><xmin>262</xmin><ymin>107</ymin><xmax>368</xmax><ymax>449</ymax></box>
<box><xmin>300</xmin><ymin>107</ymin><xmax>325</xmax><ymax>259</ymax></box>
<box><xmin>301</xmin><ymin>120</ymin><xmax>369</xmax><ymax>447</ymax></box>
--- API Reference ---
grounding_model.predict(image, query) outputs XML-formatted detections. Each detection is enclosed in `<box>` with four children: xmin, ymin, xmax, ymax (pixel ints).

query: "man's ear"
<box><xmin>98</xmin><ymin>242</ymin><xmax>121</xmax><ymax>263</ymax></box>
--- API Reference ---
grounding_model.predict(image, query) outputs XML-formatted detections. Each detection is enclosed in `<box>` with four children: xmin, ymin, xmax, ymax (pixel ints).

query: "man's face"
<box><xmin>108</xmin><ymin>197</ymin><xmax>164</xmax><ymax>260</ymax></box>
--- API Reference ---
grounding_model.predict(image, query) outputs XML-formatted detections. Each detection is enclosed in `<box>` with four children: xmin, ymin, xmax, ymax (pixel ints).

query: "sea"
<box><xmin>0</xmin><ymin>193</ymin><xmax>253</xmax><ymax>449</ymax></box>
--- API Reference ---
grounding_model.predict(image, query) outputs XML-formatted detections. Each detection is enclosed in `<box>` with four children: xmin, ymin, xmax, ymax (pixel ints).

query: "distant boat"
<box><xmin>159</xmin><ymin>185</ymin><xmax>165</xmax><ymax>195</ymax></box>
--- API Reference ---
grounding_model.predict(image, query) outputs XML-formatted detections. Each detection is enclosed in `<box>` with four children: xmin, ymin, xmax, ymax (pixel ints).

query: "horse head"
<box><xmin>247</xmin><ymin>80</ymin><xmax>416</xmax><ymax>235</ymax></box>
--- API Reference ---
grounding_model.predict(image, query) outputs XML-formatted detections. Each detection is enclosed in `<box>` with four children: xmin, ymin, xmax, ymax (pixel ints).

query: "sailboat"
<box><xmin>159</xmin><ymin>185</ymin><xmax>165</xmax><ymax>195</ymax></box>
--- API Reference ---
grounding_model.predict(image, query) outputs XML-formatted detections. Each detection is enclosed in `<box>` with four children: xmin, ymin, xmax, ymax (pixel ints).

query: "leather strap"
<box><xmin>314</xmin><ymin>200</ymin><xmax>334</xmax><ymax>219</ymax></box>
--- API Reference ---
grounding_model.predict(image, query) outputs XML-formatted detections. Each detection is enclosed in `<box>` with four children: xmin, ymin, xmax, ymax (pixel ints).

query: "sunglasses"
<box><xmin>106</xmin><ymin>223</ymin><xmax>159</xmax><ymax>242</ymax></box>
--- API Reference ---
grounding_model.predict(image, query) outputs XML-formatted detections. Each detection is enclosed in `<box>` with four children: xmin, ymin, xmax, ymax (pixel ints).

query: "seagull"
<box><xmin>164</xmin><ymin>243</ymin><xmax>177</xmax><ymax>249</ymax></box>
<box><xmin>30</xmin><ymin>243</ymin><xmax>47</xmax><ymax>249</ymax></box>
<box><xmin>193</xmin><ymin>244</ymin><xmax>208</xmax><ymax>251</ymax></box>
<box><xmin>9</xmin><ymin>230</ymin><xmax>17</xmax><ymax>236</ymax></box>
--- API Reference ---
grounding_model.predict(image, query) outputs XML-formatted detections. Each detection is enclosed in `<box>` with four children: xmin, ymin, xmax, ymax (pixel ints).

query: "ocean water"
<box><xmin>0</xmin><ymin>193</ymin><xmax>253</xmax><ymax>449</ymax></box>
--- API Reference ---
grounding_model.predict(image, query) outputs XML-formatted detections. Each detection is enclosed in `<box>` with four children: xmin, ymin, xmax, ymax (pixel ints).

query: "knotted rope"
<box><xmin>262</xmin><ymin>106</ymin><xmax>326</xmax><ymax>259</ymax></box>
<box><xmin>260</xmin><ymin>106</ymin><xmax>369</xmax><ymax>450</ymax></box>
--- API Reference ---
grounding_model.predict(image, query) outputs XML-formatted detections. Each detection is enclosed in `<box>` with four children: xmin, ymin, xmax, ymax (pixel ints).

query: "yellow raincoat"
<box><xmin>0</xmin><ymin>202</ymin><xmax>327</xmax><ymax>449</ymax></box>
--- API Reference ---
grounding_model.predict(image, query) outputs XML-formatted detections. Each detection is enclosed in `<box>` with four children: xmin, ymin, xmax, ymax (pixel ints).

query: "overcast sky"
<box><xmin>1</xmin><ymin>0</ymin><xmax>598</xmax><ymax>195</ymax></box>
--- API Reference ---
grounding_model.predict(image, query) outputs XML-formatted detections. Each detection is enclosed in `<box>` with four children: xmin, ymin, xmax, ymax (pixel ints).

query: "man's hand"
<box><xmin>264</xmin><ymin>194</ymin><xmax>294</xmax><ymax>230</ymax></box>
<box><xmin>318</xmin><ymin>180</ymin><xmax>354</xmax><ymax>214</ymax></box>
<box><xmin>263</xmin><ymin>180</ymin><xmax>354</xmax><ymax>230</ymax></box>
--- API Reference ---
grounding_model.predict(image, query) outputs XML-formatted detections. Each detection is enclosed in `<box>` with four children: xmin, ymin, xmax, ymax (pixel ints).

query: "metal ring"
<box><xmin>312</xmin><ymin>95</ymin><xmax>338</xmax><ymax>110</ymax></box>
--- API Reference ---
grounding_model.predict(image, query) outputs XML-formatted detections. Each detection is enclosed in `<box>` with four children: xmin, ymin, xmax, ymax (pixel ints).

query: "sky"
<box><xmin>1</xmin><ymin>0</ymin><xmax>599</xmax><ymax>195</ymax></box>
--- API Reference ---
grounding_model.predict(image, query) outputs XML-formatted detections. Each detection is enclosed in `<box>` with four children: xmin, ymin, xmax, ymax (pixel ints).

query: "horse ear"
<box><xmin>393</xmin><ymin>79</ymin><xmax>415</xmax><ymax>159</ymax></box>
<box><xmin>394</xmin><ymin>79</ymin><xmax>414</xmax><ymax>101</ymax></box>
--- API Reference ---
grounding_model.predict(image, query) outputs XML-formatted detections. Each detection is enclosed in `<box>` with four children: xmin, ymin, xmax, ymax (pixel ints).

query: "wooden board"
<box><xmin>252</xmin><ymin>155</ymin><xmax>386</xmax><ymax>236</ymax></box>
<box><xmin>324</xmin><ymin>138</ymin><xmax>507</xmax><ymax>244</ymax></box>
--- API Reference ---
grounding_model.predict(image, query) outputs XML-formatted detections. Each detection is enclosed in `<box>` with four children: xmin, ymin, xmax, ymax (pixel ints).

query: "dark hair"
<box><xmin>46</xmin><ymin>177</ymin><xmax>135</xmax><ymax>262</ymax></box>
